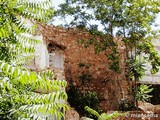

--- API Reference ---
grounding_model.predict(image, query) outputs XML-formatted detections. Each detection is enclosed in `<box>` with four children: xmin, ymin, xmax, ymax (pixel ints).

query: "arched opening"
<box><xmin>47</xmin><ymin>43</ymin><xmax>65</xmax><ymax>80</ymax></box>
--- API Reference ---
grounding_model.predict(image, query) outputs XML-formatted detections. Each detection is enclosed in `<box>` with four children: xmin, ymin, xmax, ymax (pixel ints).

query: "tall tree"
<box><xmin>55</xmin><ymin>0</ymin><xmax>160</xmax><ymax>73</ymax></box>
<box><xmin>0</xmin><ymin>0</ymin><xmax>68</xmax><ymax>119</ymax></box>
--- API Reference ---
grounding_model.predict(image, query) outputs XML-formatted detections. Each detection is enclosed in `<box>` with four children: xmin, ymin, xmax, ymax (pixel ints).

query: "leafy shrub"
<box><xmin>67</xmin><ymin>86</ymin><xmax>100</xmax><ymax>118</ymax></box>
<box><xmin>129</xmin><ymin>58</ymin><xmax>146</xmax><ymax>80</ymax></box>
<box><xmin>135</xmin><ymin>84</ymin><xmax>153</xmax><ymax>102</ymax></box>
<box><xmin>85</xmin><ymin>106</ymin><xmax>124</xmax><ymax>120</ymax></box>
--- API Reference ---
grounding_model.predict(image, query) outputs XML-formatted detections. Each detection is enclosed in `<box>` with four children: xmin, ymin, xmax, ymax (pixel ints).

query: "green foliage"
<box><xmin>54</xmin><ymin>0</ymin><xmax>160</xmax><ymax>74</ymax></box>
<box><xmin>107</xmin><ymin>47</ymin><xmax>120</xmax><ymax>73</ymax></box>
<box><xmin>0</xmin><ymin>0</ymin><xmax>53</xmax><ymax>63</ymax></box>
<box><xmin>78</xmin><ymin>62</ymin><xmax>92</xmax><ymax>84</ymax></box>
<box><xmin>79</xmin><ymin>72</ymin><xmax>92</xmax><ymax>84</ymax></box>
<box><xmin>135</xmin><ymin>84</ymin><xmax>153</xmax><ymax>102</ymax></box>
<box><xmin>0</xmin><ymin>0</ymin><xmax>68</xmax><ymax>119</ymax></box>
<box><xmin>67</xmin><ymin>86</ymin><xmax>100</xmax><ymax>118</ymax></box>
<box><xmin>137</xmin><ymin>41</ymin><xmax>160</xmax><ymax>74</ymax></box>
<box><xmin>118</xmin><ymin>99</ymin><xmax>135</xmax><ymax>111</ymax></box>
<box><xmin>77</xmin><ymin>36</ymin><xmax>120</xmax><ymax>72</ymax></box>
<box><xmin>85</xmin><ymin>106</ymin><xmax>124</xmax><ymax>120</ymax></box>
<box><xmin>82</xmin><ymin>91</ymin><xmax>99</xmax><ymax>109</ymax></box>
<box><xmin>78</xmin><ymin>62</ymin><xmax>91</xmax><ymax>69</ymax></box>
<box><xmin>55</xmin><ymin>0</ymin><xmax>160</xmax><ymax>109</ymax></box>
<box><xmin>79</xmin><ymin>62</ymin><xmax>86</xmax><ymax>67</ymax></box>
<box><xmin>0</xmin><ymin>61</ymin><xmax>68</xmax><ymax>119</ymax></box>
<box><xmin>129</xmin><ymin>58</ymin><xmax>146</xmax><ymax>81</ymax></box>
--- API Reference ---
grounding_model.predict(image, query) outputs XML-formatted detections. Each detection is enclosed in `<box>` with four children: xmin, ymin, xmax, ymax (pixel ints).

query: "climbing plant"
<box><xmin>0</xmin><ymin>0</ymin><xmax>68</xmax><ymax>119</ymax></box>
<box><xmin>54</xmin><ymin>0</ymin><xmax>160</xmax><ymax>108</ymax></box>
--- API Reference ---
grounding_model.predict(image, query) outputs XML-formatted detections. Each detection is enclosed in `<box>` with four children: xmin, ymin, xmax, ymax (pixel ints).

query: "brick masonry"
<box><xmin>37</xmin><ymin>24</ymin><xmax>132</xmax><ymax>112</ymax></box>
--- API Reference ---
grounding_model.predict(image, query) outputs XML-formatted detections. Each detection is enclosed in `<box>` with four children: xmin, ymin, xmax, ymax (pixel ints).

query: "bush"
<box><xmin>118</xmin><ymin>99</ymin><xmax>135</xmax><ymax>111</ymax></box>
<box><xmin>67</xmin><ymin>86</ymin><xmax>101</xmax><ymax>118</ymax></box>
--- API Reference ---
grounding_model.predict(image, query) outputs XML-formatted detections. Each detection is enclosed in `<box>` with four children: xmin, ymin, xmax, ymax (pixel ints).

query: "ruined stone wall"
<box><xmin>39</xmin><ymin>24</ymin><xmax>131</xmax><ymax>112</ymax></box>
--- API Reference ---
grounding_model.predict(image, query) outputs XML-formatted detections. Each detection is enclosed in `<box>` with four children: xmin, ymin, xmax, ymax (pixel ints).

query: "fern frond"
<box><xmin>85</xmin><ymin>106</ymin><xmax>100</xmax><ymax>118</ymax></box>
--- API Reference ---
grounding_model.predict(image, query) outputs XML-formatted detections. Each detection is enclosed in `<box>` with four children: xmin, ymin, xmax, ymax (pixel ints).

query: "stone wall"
<box><xmin>140</xmin><ymin>38</ymin><xmax>160</xmax><ymax>84</ymax></box>
<box><xmin>37</xmin><ymin>24</ymin><xmax>131</xmax><ymax>112</ymax></box>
